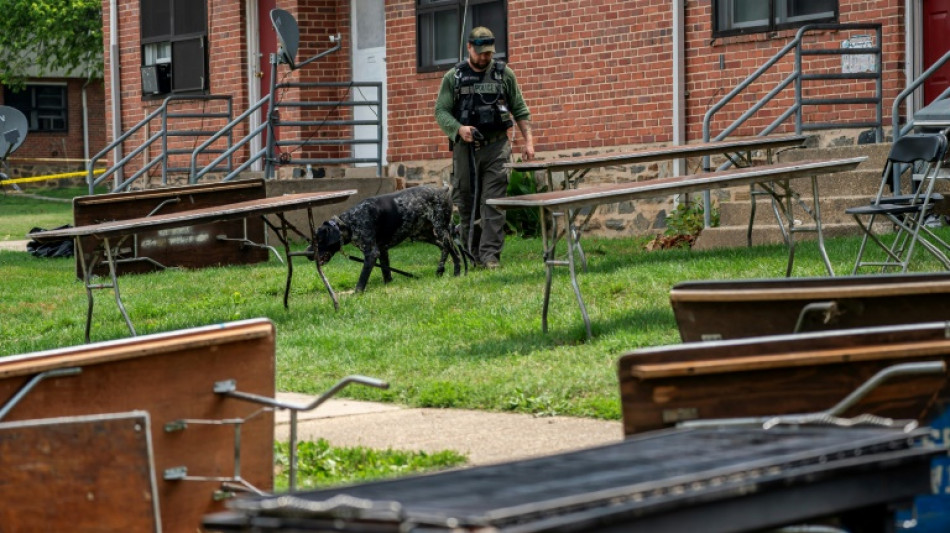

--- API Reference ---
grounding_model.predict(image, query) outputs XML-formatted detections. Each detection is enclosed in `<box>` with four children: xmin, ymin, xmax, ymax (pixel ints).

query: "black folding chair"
<box><xmin>847</xmin><ymin>132</ymin><xmax>950</xmax><ymax>274</ymax></box>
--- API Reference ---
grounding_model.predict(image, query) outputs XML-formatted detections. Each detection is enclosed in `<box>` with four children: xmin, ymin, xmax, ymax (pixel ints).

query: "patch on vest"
<box><xmin>473</xmin><ymin>82</ymin><xmax>500</xmax><ymax>94</ymax></box>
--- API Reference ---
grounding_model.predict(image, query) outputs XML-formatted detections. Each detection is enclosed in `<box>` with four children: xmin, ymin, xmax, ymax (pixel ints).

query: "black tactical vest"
<box><xmin>453</xmin><ymin>60</ymin><xmax>514</xmax><ymax>133</ymax></box>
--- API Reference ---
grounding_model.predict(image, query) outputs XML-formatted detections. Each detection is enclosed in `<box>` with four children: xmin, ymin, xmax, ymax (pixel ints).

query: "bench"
<box><xmin>671</xmin><ymin>272</ymin><xmax>950</xmax><ymax>342</ymax></box>
<box><xmin>489</xmin><ymin>157</ymin><xmax>866</xmax><ymax>338</ymax></box>
<box><xmin>617</xmin><ymin>321</ymin><xmax>950</xmax><ymax>436</ymax></box>
<box><xmin>506</xmin><ymin>135</ymin><xmax>806</xmax><ymax>190</ymax></box>
<box><xmin>30</xmin><ymin>190</ymin><xmax>355</xmax><ymax>341</ymax></box>
<box><xmin>506</xmin><ymin>135</ymin><xmax>808</xmax><ymax>270</ymax></box>
<box><xmin>0</xmin><ymin>318</ymin><xmax>276</xmax><ymax>532</ymax></box>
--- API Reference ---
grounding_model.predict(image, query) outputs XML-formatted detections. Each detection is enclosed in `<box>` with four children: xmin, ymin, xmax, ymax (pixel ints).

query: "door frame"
<box><xmin>350</xmin><ymin>0</ymin><xmax>388</xmax><ymax>167</ymax></box>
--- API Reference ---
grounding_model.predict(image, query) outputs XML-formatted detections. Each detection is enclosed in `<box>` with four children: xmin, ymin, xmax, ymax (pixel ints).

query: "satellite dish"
<box><xmin>270</xmin><ymin>9</ymin><xmax>300</xmax><ymax>70</ymax></box>
<box><xmin>0</xmin><ymin>106</ymin><xmax>28</xmax><ymax>159</ymax></box>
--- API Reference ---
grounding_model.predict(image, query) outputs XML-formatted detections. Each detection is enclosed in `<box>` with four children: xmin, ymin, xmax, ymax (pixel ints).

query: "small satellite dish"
<box><xmin>0</xmin><ymin>106</ymin><xmax>28</xmax><ymax>159</ymax></box>
<box><xmin>271</xmin><ymin>9</ymin><xmax>300</xmax><ymax>70</ymax></box>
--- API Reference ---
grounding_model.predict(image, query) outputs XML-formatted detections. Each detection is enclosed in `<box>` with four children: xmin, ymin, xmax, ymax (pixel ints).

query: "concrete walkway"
<box><xmin>0</xmin><ymin>240</ymin><xmax>29</xmax><ymax>252</ymax></box>
<box><xmin>274</xmin><ymin>393</ymin><xmax>623</xmax><ymax>466</ymax></box>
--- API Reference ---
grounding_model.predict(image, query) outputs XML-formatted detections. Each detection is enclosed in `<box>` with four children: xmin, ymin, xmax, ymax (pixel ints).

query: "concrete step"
<box><xmin>236</xmin><ymin>170</ymin><xmax>265</xmax><ymax>181</ymax></box>
<box><xmin>722</xmin><ymin>169</ymin><xmax>882</xmax><ymax>201</ymax></box>
<box><xmin>693</xmin><ymin>222</ymin><xmax>865</xmax><ymax>250</ymax></box>
<box><xmin>778</xmin><ymin>142</ymin><xmax>891</xmax><ymax>170</ymax></box>
<box><xmin>696</xmin><ymin>141</ymin><xmax>893</xmax><ymax>250</ymax></box>
<box><xmin>729</xmin><ymin>170</ymin><xmax>881</xmax><ymax>201</ymax></box>
<box><xmin>718</xmin><ymin>195</ymin><xmax>878</xmax><ymax>227</ymax></box>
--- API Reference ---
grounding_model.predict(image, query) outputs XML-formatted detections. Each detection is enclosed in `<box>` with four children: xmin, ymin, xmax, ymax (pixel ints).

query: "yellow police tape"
<box><xmin>0</xmin><ymin>168</ymin><xmax>105</xmax><ymax>186</ymax></box>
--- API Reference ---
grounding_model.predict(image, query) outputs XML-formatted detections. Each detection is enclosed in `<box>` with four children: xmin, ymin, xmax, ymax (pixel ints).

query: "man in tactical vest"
<box><xmin>434</xmin><ymin>27</ymin><xmax>535</xmax><ymax>270</ymax></box>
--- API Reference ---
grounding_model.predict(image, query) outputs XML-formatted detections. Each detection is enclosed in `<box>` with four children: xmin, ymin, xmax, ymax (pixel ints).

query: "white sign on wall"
<box><xmin>841</xmin><ymin>35</ymin><xmax>875</xmax><ymax>74</ymax></box>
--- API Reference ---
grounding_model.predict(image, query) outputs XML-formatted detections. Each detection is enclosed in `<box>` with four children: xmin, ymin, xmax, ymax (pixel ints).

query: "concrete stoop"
<box><xmin>693</xmin><ymin>222</ymin><xmax>864</xmax><ymax>251</ymax></box>
<box><xmin>694</xmin><ymin>142</ymin><xmax>893</xmax><ymax>250</ymax></box>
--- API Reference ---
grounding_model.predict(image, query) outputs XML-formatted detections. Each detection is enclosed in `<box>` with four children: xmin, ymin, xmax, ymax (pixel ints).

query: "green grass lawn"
<box><xmin>0</xmin><ymin>186</ymin><xmax>78</xmax><ymax>240</ymax></box>
<box><xmin>3</xmin><ymin>186</ymin><xmax>950</xmax><ymax>421</ymax></box>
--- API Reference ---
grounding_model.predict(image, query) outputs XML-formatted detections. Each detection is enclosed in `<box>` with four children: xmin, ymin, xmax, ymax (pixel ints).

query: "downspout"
<box><xmin>246</xmin><ymin>0</ymin><xmax>262</xmax><ymax>171</ymax></box>
<box><xmin>672</xmin><ymin>0</ymin><xmax>686</xmax><ymax>178</ymax></box>
<box><xmin>109</xmin><ymin>0</ymin><xmax>123</xmax><ymax>187</ymax></box>
<box><xmin>904</xmin><ymin>0</ymin><xmax>917</xmax><ymax>124</ymax></box>
<box><xmin>82</xmin><ymin>77</ymin><xmax>90</xmax><ymax>164</ymax></box>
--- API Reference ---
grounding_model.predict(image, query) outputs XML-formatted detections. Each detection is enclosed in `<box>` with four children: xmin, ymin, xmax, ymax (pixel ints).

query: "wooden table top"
<box><xmin>490</xmin><ymin>157</ymin><xmax>865</xmax><ymax>210</ymax></box>
<box><xmin>505</xmin><ymin>135</ymin><xmax>806</xmax><ymax>173</ymax></box>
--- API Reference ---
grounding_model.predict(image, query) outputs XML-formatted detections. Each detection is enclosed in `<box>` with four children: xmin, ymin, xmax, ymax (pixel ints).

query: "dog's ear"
<box><xmin>316</xmin><ymin>222</ymin><xmax>342</xmax><ymax>249</ymax></box>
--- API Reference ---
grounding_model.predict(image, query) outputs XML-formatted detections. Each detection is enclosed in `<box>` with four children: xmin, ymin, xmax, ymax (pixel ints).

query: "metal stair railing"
<box><xmin>703</xmin><ymin>22</ymin><xmax>883</xmax><ymax>155</ymax></box>
<box><xmin>87</xmin><ymin>95</ymin><xmax>233</xmax><ymax>194</ymax></box>
<box><xmin>700</xmin><ymin>23</ymin><xmax>883</xmax><ymax>226</ymax></box>
<box><xmin>191</xmin><ymin>34</ymin><xmax>383</xmax><ymax>183</ymax></box>
<box><xmin>888</xmin><ymin>50</ymin><xmax>950</xmax><ymax>192</ymax></box>
<box><xmin>264</xmin><ymin>80</ymin><xmax>383</xmax><ymax>179</ymax></box>
<box><xmin>190</xmin><ymin>94</ymin><xmax>272</xmax><ymax>184</ymax></box>
<box><xmin>892</xmin><ymin>49</ymin><xmax>950</xmax><ymax>141</ymax></box>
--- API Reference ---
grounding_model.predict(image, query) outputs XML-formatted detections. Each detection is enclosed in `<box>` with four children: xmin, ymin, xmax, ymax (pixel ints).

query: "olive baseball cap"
<box><xmin>468</xmin><ymin>27</ymin><xmax>496</xmax><ymax>54</ymax></box>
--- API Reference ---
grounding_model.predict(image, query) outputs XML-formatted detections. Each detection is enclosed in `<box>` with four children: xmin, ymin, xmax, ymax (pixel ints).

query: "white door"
<box><xmin>351</xmin><ymin>0</ymin><xmax>387</xmax><ymax>168</ymax></box>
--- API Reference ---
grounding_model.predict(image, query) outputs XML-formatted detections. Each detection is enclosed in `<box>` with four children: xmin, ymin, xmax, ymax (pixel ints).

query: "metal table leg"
<box><xmin>263</xmin><ymin>211</ymin><xmax>338</xmax><ymax>310</ymax></box>
<box><xmin>261</xmin><ymin>214</ymin><xmax>296</xmax><ymax>309</ymax></box>
<box><xmin>540</xmin><ymin>208</ymin><xmax>592</xmax><ymax>339</ymax></box>
<box><xmin>546</xmin><ymin>168</ymin><xmax>591</xmax><ymax>272</ymax></box>
<box><xmin>540</xmin><ymin>206</ymin><xmax>556</xmax><ymax>334</ymax></box>
<box><xmin>77</xmin><ymin>236</ymin><xmax>136</xmax><ymax>342</ymax></box>
<box><xmin>561</xmin><ymin>211</ymin><xmax>592</xmax><ymax>339</ymax></box>
<box><xmin>753</xmin><ymin>177</ymin><xmax>834</xmax><ymax>277</ymax></box>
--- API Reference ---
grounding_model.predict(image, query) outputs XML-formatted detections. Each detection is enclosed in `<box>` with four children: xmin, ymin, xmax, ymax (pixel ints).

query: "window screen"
<box><xmin>2</xmin><ymin>85</ymin><xmax>68</xmax><ymax>132</ymax></box>
<box><xmin>140</xmin><ymin>0</ymin><xmax>208</xmax><ymax>95</ymax></box>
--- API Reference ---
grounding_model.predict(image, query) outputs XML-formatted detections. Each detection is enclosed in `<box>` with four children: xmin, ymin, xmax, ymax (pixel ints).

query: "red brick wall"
<box><xmin>102</xmin><ymin>0</ymin><xmax>250</xmax><ymax>180</ymax></box>
<box><xmin>100</xmin><ymin>1</ymin><xmax>907</xmax><ymax>174</ymax></box>
<box><xmin>293</xmin><ymin>1</ymin><xmax>353</xmax><ymax>162</ymax></box>
<box><xmin>683</xmin><ymin>0</ymin><xmax>904</xmax><ymax>141</ymax></box>
<box><xmin>386</xmin><ymin>0</ymin><xmax>907</xmax><ymax>165</ymax></box>
<box><xmin>102</xmin><ymin>0</ymin><xmax>351</xmax><ymax>181</ymax></box>
<box><xmin>0</xmin><ymin>78</ymin><xmax>106</xmax><ymax>176</ymax></box>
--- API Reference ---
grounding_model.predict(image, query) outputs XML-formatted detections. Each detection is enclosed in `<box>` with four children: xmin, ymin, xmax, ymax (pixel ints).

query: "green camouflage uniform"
<box><xmin>434</xmin><ymin>60</ymin><xmax>531</xmax><ymax>265</ymax></box>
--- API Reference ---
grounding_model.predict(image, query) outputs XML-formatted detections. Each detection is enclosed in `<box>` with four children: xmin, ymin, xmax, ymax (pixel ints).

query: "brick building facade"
<box><xmin>101</xmin><ymin>0</ymin><xmax>948</xmax><ymax>233</ymax></box>
<box><xmin>0</xmin><ymin>78</ymin><xmax>106</xmax><ymax>181</ymax></box>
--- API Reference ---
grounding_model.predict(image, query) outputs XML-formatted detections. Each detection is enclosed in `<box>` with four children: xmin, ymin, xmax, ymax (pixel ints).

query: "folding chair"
<box><xmin>847</xmin><ymin>132</ymin><xmax>950</xmax><ymax>274</ymax></box>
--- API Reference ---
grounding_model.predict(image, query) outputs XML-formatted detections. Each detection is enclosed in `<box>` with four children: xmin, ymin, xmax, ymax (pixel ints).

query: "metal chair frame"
<box><xmin>848</xmin><ymin>132</ymin><xmax>950</xmax><ymax>274</ymax></box>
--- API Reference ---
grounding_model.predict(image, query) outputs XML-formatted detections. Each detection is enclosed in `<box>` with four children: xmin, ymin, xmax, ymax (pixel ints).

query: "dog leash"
<box><xmin>339</xmin><ymin>247</ymin><xmax>415</xmax><ymax>278</ymax></box>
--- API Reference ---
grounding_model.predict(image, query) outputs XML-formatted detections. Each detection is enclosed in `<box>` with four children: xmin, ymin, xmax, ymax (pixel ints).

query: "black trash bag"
<box><xmin>26</xmin><ymin>225</ymin><xmax>74</xmax><ymax>258</ymax></box>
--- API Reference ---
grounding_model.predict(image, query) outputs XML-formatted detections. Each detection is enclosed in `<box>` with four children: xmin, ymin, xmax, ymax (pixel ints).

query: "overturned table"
<box><xmin>489</xmin><ymin>158</ymin><xmax>865</xmax><ymax>338</ymax></box>
<box><xmin>205</xmin><ymin>424</ymin><xmax>939</xmax><ymax>533</ymax></box>
<box><xmin>30</xmin><ymin>190</ymin><xmax>356</xmax><ymax>341</ymax></box>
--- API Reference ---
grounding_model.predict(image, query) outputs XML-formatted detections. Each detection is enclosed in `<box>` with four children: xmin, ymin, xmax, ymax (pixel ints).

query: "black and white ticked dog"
<box><xmin>311</xmin><ymin>186</ymin><xmax>463</xmax><ymax>292</ymax></box>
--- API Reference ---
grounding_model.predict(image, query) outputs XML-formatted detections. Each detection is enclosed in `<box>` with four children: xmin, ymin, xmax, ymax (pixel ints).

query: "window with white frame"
<box><xmin>3</xmin><ymin>85</ymin><xmax>68</xmax><ymax>132</ymax></box>
<box><xmin>140</xmin><ymin>0</ymin><xmax>207</xmax><ymax>95</ymax></box>
<box><xmin>713</xmin><ymin>0</ymin><xmax>837</xmax><ymax>37</ymax></box>
<box><xmin>417</xmin><ymin>0</ymin><xmax>507</xmax><ymax>71</ymax></box>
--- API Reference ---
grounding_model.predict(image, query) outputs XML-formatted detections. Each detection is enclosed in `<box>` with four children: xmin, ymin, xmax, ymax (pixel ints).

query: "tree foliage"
<box><xmin>0</xmin><ymin>0</ymin><xmax>104</xmax><ymax>90</ymax></box>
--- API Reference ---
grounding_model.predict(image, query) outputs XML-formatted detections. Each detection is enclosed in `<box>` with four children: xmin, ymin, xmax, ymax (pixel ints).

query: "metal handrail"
<box><xmin>265</xmin><ymin>80</ymin><xmax>384</xmax><ymax>178</ymax></box>
<box><xmin>189</xmin><ymin>33</ymin><xmax>383</xmax><ymax>182</ymax></box>
<box><xmin>190</xmin><ymin>94</ymin><xmax>273</xmax><ymax>183</ymax></box>
<box><xmin>700</xmin><ymin>23</ymin><xmax>882</xmax><ymax>226</ymax></box>
<box><xmin>892</xmin><ymin>49</ymin><xmax>950</xmax><ymax>141</ymax></box>
<box><xmin>87</xmin><ymin>94</ymin><xmax>233</xmax><ymax>194</ymax></box>
<box><xmin>703</xmin><ymin>23</ymin><xmax>883</xmax><ymax>151</ymax></box>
